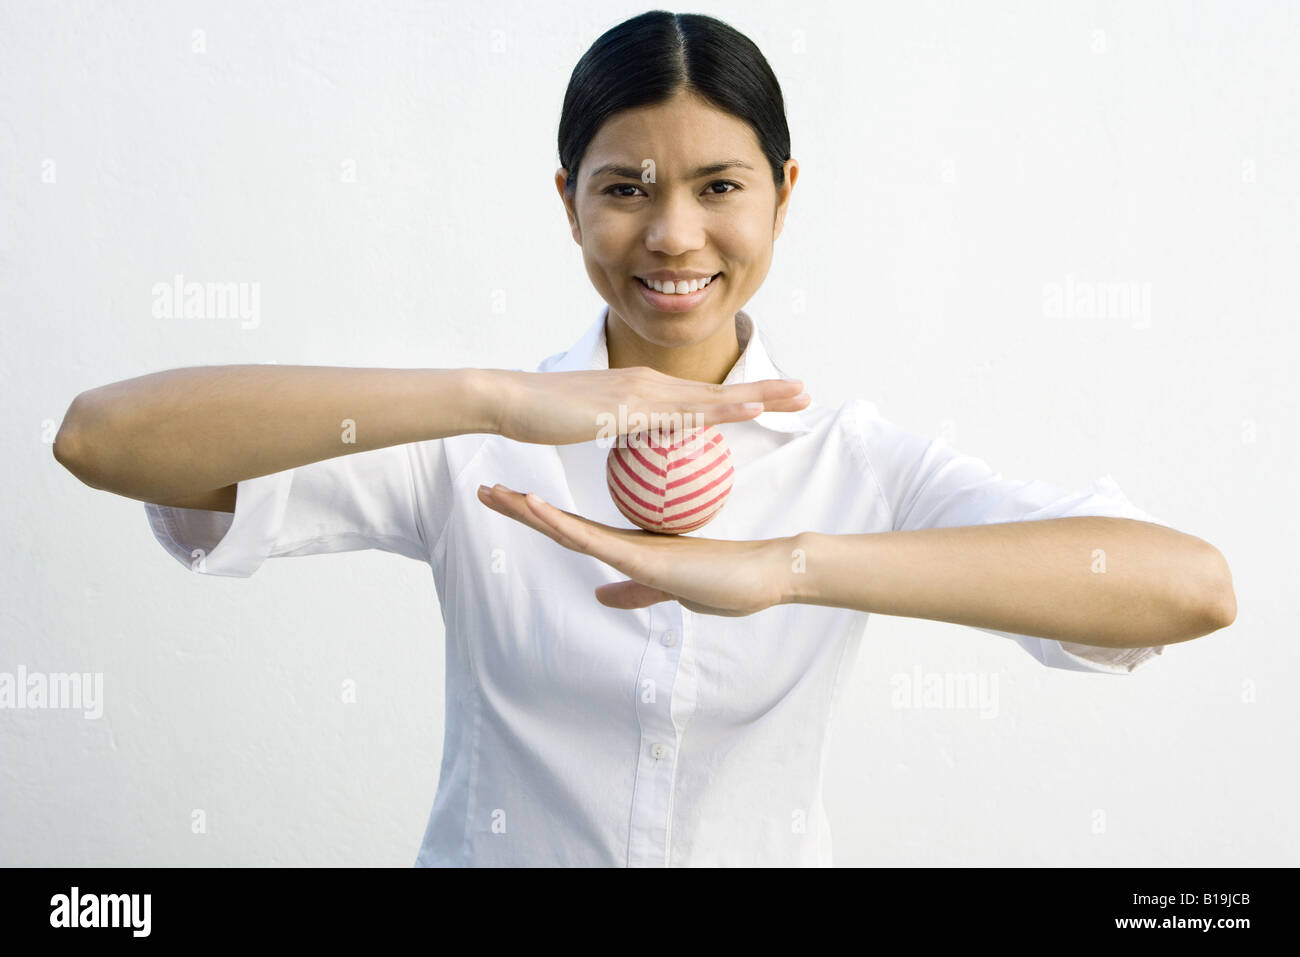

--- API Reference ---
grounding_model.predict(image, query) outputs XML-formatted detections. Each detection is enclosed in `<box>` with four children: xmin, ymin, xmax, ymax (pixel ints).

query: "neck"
<box><xmin>605</xmin><ymin>310</ymin><xmax>743</xmax><ymax>384</ymax></box>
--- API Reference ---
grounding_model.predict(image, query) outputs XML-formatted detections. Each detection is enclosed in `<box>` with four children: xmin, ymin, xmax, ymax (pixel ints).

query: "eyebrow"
<box><xmin>588</xmin><ymin>159</ymin><xmax>755</xmax><ymax>181</ymax></box>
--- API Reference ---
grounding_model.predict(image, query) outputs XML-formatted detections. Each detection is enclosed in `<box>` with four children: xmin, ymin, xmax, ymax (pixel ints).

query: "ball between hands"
<box><xmin>605</xmin><ymin>425</ymin><xmax>734</xmax><ymax>534</ymax></box>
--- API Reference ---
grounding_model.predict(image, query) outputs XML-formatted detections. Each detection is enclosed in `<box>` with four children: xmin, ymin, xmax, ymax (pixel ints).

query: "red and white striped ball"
<box><xmin>606</xmin><ymin>425</ymin><xmax>734</xmax><ymax>534</ymax></box>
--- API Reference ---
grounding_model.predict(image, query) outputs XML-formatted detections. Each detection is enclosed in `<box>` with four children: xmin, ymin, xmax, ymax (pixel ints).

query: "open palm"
<box><xmin>476</xmin><ymin>484</ymin><xmax>795</xmax><ymax>617</ymax></box>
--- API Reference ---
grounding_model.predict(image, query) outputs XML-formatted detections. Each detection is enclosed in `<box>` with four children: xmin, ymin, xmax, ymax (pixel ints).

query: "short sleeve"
<box><xmin>857</xmin><ymin>401</ymin><xmax>1169</xmax><ymax>675</ymax></box>
<box><xmin>144</xmin><ymin>439</ymin><xmax>455</xmax><ymax>578</ymax></box>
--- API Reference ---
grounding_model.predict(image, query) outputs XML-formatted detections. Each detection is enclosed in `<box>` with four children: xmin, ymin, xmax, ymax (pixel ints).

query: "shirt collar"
<box><xmin>539</xmin><ymin>304</ymin><xmax>812</xmax><ymax>434</ymax></box>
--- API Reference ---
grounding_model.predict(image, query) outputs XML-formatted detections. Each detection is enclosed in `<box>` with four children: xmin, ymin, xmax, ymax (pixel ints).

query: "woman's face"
<box><xmin>556</xmin><ymin>88</ymin><xmax>798</xmax><ymax>356</ymax></box>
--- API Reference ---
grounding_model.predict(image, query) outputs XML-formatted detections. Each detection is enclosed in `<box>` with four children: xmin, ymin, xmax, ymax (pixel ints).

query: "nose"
<box><xmin>642</xmin><ymin>189</ymin><xmax>706</xmax><ymax>257</ymax></box>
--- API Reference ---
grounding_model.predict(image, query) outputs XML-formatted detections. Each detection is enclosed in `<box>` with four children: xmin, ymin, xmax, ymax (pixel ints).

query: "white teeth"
<box><xmin>640</xmin><ymin>274</ymin><xmax>716</xmax><ymax>294</ymax></box>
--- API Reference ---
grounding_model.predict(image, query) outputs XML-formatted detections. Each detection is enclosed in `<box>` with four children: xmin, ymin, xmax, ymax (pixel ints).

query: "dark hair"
<box><xmin>558</xmin><ymin>11</ymin><xmax>791</xmax><ymax>197</ymax></box>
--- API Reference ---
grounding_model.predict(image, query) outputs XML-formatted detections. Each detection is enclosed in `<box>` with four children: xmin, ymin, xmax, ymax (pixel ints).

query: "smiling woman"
<box><xmin>554</xmin><ymin>10</ymin><xmax>799</xmax><ymax>384</ymax></box>
<box><xmin>54</xmin><ymin>8</ymin><xmax>1235</xmax><ymax>870</ymax></box>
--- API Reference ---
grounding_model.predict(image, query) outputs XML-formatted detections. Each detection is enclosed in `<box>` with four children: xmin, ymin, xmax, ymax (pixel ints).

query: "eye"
<box><xmin>707</xmin><ymin>180</ymin><xmax>742</xmax><ymax>195</ymax></box>
<box><xmin>603</xmin><ymin>184</ymin><xmax>647</xmax><ymax>198</ymax></box>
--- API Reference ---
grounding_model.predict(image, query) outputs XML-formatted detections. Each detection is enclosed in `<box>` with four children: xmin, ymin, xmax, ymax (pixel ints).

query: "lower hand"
<box><xmin>476</xmin><ymin>484</ymin><xmax>800</xmax><ymax>617</ymax></box>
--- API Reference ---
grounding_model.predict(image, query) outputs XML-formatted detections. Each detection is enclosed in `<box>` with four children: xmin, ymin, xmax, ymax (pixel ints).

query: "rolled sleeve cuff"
<box><xmin>1019</xmin><ymin>473</ymin><xmax>1170</xmax><ymax>527</ymax></box>
<box><xmin>144</xmin><ymin>470</ymin><xmax>293</xmax><ymax>577</ymax></box>
<box><xmin>1035</xmin><ymin>638</ymin><xmax>1164</xmax><ymax>674</ymax></box>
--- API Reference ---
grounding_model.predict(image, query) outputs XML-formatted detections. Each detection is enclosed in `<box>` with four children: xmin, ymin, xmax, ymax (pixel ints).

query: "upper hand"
<box><xmin>490</xmin><ymin>366</ymin><xmax>809</xmax><ymax>447</ymax></box>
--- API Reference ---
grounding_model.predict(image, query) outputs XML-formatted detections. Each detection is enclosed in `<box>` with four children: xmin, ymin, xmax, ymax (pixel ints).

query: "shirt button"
<box><xmin>650</xmin><ymin>743</ymin><xmax>669</xmax><ymax>760</ymax></box>
<box><xmin>660</xmin><ymin>630</ymin><xmax>677</xmax><ymax>647</ymax></box>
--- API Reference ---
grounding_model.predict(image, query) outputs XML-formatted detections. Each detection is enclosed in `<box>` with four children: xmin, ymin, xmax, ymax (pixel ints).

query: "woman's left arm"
<box><xmin>477</xmin><ymin>485</ymin><xmax>1235</xmax><ymax>648</ymax></box>
<box><xmin>790</xmin><ymin>515</ymin><xmax>1236</xmax><ymax>649</ymax></box>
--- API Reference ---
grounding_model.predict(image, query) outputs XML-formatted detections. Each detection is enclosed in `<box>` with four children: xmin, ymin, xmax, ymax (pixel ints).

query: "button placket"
<box><xmin>626</xmin><ymin>603</ymin><xmax>687</xmax><ymax>866</ymax></box>
<box><xmin>662</xmin><ymin>609</ymin><xmax>698</xmax><ymax>864</ymax></box>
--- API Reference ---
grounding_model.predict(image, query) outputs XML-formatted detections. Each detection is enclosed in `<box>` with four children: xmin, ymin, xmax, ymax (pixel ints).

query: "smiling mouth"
<box><xmin>635</xmin><ymin>272</ymin><xmax>723</xmax><ymax>293</ymax></box>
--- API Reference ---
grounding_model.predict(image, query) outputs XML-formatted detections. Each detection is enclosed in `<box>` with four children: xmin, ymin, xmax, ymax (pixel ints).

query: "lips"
<box><xmin>633</xmin><ymin>271</ymin><xmax>723</xmax><ymax>313</ymax></box>
<box><xmin>635</xmin><ymin>272</ymin><xmax>722</xmax><ymax>290</ymax></box>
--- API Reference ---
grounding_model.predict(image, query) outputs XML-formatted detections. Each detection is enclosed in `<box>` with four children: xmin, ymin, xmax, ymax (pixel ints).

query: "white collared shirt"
<box><xmin>144</xmin><ymin>305</ymin><xmax>1168</xmax><ymax>867</ymax></box>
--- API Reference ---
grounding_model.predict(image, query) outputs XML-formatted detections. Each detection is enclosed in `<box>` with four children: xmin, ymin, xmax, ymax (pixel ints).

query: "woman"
<box><xmin>53</xmin><ymin>11</ymin><xmax>1235</xmax><ymax>867</ymax></box>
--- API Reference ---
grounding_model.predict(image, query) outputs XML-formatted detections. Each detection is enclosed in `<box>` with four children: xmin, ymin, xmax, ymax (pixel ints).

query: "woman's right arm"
<box><xmin>53</xmin><ymin>362</ymin><xmax>809</xmax><ymax>513</ymax></box>
<box><xmin>52</xmin><ymin>365</ymin><xmax>501</xmax><ymax>511</ymax></box>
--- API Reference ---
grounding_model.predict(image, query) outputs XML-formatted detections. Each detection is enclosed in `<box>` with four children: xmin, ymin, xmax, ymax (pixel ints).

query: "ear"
<box><xmin>772</xmin><ymin>158</ymin><xmax>800</xmax><ymax>241</ymax></box>
<box><xmin>555</xmin><ymin>168</ymin><xmax>582</xmax><ymax>244</ymax></box>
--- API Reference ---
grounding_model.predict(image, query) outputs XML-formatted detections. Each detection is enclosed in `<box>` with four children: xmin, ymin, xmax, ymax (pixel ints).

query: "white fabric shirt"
<box><xmin>144</xmin><ymin>305</ymin><xmax>1168</xmax><ymax>867</ymax></box>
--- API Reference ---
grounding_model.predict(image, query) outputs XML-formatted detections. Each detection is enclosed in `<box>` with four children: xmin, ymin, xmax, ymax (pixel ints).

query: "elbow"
<box><xmin>53</xmin><ymin>394</ymin><xmax>107</xmax><ymax>489</ymax></box>
<box><xmin>1198</xmin><ymin>544</ymin><xmax>1237</xmax><ymax>634</ymax></box>
<box><xmin>52</xmin><ymin>412</ymin><xmax>84</xmax><ymax>474</ymax></box>
<box><xmin>1212</xmin><ymin>578</ymin><xmax>1237</xmax><ymax>632</ymax></box>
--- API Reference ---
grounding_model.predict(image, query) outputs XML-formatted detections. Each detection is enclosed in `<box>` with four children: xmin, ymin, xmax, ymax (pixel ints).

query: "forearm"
<box><xmin>54</xmin><ymin>365</ymin><xmax>501</xmax><ymax>502</ymax></box>
<box><xmin>786</xmin><ymin>517</ymin><xmax>1236</xmax><ymax>649</ymax></box>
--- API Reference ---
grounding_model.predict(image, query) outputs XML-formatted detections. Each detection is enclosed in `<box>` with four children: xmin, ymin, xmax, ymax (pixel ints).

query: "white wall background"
<box><xmin>2</xmin><ymin>0</ymin><xmax>1295</xmax><ymax>866</ymax></box>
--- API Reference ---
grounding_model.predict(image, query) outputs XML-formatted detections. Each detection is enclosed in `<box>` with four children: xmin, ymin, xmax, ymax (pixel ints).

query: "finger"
<box><xmin>691</xmin><ymin>392</ymin><xmax>810</xmax><ymax>428</ymax></box>
<box><xmin>756</xmin><ymin>390</ymin><xmax>811</xmax><ymax>413</ymax></box>
<box><xmin>523</xmin><ymin>495</ymin><xmax>677</xmax><ymax>591</ymax></box>
<box><xmin>522</xmin><ymin>493</ymin><xmax>645</xmax><ymax>570</ymax></box>
<box><xmin>481</xmin><ymin>486</ymin><xmax>651</xmax><ymax>581</ymax></box>
<box><xmin>595</xmin><ymin>579</ymin><xmax>675</xmax><ymax>609</ymax></box>
<box><xmin>520</xmin><ymin>491</ymin><xmax>592</xmax><ymax>552</ymax></box>
<box><xmin>693</xmin><ymin>377</ymin><xmax>804</xmax><ymax>403</ymax></box>
<box><xmin>477</xmin><ymin>485</ymin><xmax>567</xmax><ymax>544</ymax></box>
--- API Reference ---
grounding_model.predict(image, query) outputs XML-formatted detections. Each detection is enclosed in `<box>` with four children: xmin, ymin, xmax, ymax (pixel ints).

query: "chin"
<box><xmin>636</xmin><ymin>309</ymin><xmax>729</xmax><ymax>345</ymax></box>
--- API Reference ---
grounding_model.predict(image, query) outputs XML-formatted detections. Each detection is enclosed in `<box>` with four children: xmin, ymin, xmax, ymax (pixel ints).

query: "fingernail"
<box><xmin>743</xmin><ymin>402</ymin><xmax>765</xmax><ymax>412</ymax></box>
